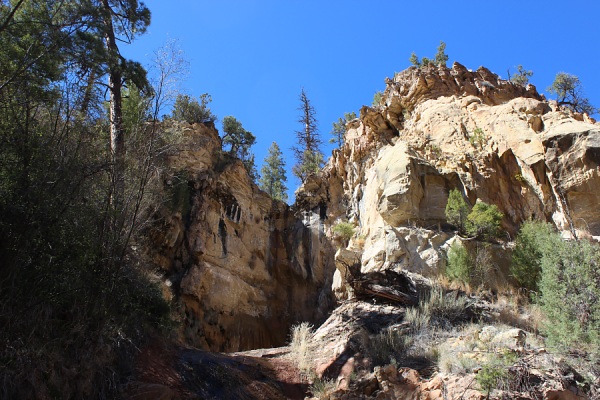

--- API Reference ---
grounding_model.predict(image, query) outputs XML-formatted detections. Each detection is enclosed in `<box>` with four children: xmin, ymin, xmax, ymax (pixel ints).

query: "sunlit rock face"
<box><xmin>146</xmin><ymin>122</ymin><xmax>335</xmax><ymax>352</ymax></box>
<box><xmin>147</xmin><ymin>60</ymin><xmax>600</xmax><ymax>348</ymax></box>
<box><xmin>295</xmin><ymin>62</ymin><xmax>600</xmax><ymax>299</ymax></box>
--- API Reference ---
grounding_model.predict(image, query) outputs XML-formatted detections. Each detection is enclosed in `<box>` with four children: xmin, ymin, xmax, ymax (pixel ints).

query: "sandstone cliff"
<box><xmin>145</xmin><ymin>122</ymin><xmax>335</xmax><ymax>352</ymax></box>
<box><xmin>130</xmin><ymin>63</ymin><xmax>600</xmax><ymax>399</ymax></box>
<box><xmin>296</xmin><ymin>62</ymin><xmax>600</xmax><ymax>298</ymax></box>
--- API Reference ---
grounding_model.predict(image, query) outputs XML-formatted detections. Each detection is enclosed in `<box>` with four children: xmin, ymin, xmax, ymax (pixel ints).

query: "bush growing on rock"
<box><xmin>547</xmin><ymin>72</ymin><xmax>596</xmax><ymax>115</ymax></box>
<box><xmin>446</xmin><ymin>242</ymin><xmax>473</xmax><ymax>284</ymax></box>
<box><xmin>466</xmin><ymin>202</ymin><xmax>503</xmax><ymax>240</ymax></box>
<box><xmin>171</xmin><ymin>93</ymin><xmax>217</xmax><ymax>124</ymax></box>
<box><xmin>510</xmin><ymin>220</ymin><xmax>556</xmax><ymax>293</ymax></box>
<box><xmin>476</xmin><ymin>351</ymin><xmax>517</xmax><ymax>397</ymax></box>
<box><xmin>540</xmin><ymin>238</ymin><xmax>600</xmax><ymax>354</ymax></box>
<box><xmin>445</xmin><ymin>190</ymin><xmax>503</xmax><ymax>240</ymax></box>
<box><xmin>445</xmin><ymin>189</ymin><xmax>470</xmax><ymax>235</ymax></box>
<box><xmin>333</xmin><ymin>221</ymin><xmax>355</xmax><ymax>245</ymax></box>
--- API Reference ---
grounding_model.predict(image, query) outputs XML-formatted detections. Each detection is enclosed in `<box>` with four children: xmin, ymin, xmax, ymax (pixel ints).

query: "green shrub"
<box><xmin>446</xmin><ymin>242</ymin><xmax>473</xmax><ymax>284</ymax></box>
<box><xmin>469</xmin><ymin>127</ymin><xmax>487</xmax><ymax>148</ymax></box>
<box><xmin>445</xmin><ymin>191</ymin><xmax>503</xmax><ymax>240</ymax></box>
<box><xmin>171</xmin><ymin>93</ymin><xmax>217</xmax><ymax>124</ymax></box>
<box><xmin>540</xmin><ymin>238</ymin><xmax>600</xmax><ymax>354</ymax></box>
<box><xmin>510</xmin><ymin>220</ymin><xmax>556</xmax><ymax>293</ymax></box>
<box><xmin>445</xmin><ymin>189</ymin><xmax>470</xmax><ymax>234</ymax></box>
<box><xmin>466</xmin><ymin>201</ymin><xmax>503</xmax><ymax>240</ymax></box>
<box><xmin>333</xmin><ymin>221</ymin><xmax>355</xmax><ymax>245</ymax></box>
<box><xmin>476</xmin><ymin>352</ymin><xmax>516</xmax><ymax>397</ymax></box>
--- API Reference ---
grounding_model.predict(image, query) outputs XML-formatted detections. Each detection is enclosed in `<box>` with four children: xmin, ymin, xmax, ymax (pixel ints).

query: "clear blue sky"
<box><xmin>123</xmin><ymin>0</ymin><xmax>600</xmax><ymax>201</ymax></box>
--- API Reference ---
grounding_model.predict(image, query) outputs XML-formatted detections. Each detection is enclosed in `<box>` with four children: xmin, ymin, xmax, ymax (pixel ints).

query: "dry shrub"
<box><xmin>309</xmin><ymin>377</ymin><xmax>337</xmax><ymax>399</ymax></box>
<box><xmin>290</xmin><ymin>322</ymin><xmax>316</xmax><ymax>378</ymax></box>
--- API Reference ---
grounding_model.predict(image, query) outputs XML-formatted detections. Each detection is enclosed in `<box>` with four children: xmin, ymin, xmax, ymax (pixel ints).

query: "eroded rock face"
<box><xmin>296</xmin><ymin>62</ymin><xmax>600</xmax><ymax>298</ymax></box>
<box><xmin>147</xmin><ymin>122</ymin><xmax>335</xmax><ymax>352</ymax></box>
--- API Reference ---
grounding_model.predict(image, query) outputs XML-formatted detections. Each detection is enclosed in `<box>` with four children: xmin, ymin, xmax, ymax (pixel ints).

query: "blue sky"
<box><xmin>123</xmin><ymin>0</ymin><xmax>600</xmax><ymax>201</ymax></box>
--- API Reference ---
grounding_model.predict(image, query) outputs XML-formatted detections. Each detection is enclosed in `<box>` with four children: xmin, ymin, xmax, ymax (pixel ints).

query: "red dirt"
<box><xmin>124</xmin><ymin>341</ymin><xmax>309</xmax><ymax>400</ymax></box>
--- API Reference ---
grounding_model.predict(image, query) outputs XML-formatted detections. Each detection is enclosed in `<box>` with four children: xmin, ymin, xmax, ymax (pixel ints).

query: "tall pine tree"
<box><xmin>292</xmin><ymin>88</ymin><xmax>323</xmax><ymax>182</ymax></box>
<box><xmin>259</xmin><ymin>142</ymin><xmax>288</xmax><ymax>202</ymax></box>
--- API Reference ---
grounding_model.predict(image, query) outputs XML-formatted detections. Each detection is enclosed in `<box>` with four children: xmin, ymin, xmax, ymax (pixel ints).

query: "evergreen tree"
<box><xmin>372</xmin><ymin>91</ymin><xmax>383</xmax><ymax>106</ymax></box>
<box><xmin>408</xmin><ymin>41</ymin><xmax>448</xmax><ymax>68</ymax></box>
<box><xmin>292</xmin><ymin>88</ymin><xmax>323</xmax><ymax>182</ymax></box>
<box><xmin>0</xmin><ymin>2</ymin><xmax>173</xmax><ymax>397</ymax></box>
<box><xmin>75</xmin><ymin>0</ymin><xmax>152</xmax><ymax>207</ymax></box>
<box><xmin>547</xmin><ymin>72</ymin><xmax>596</xmax><ymax>115</ymax></box>
<box><xmin>259</xmin><ymin>142</ymin><xmax>288</xmax><ymax>202</ymax></box>
<box><xmin>434</xmin><ymin>40</ymin><xmax>449</xmax><ymax>67</ymax></box>
<box><xmin>172</xmin><ymin>93</ymin><xmax>217</xmax><ymax>123</ymax></box>
<box><xmin>510</xmin><ymin>65</ymin><xmax>533</xmax><ymax>86</ymax></box>
<box><xmin>445</xmin><ymin>189</ymin><xmax>470</xmax><ymax>234</ymax></box>
<box><xmin>222</xmin><ymin>115</ymin><xmax>257</xmax><ymax>180</ymax></box>
<box><xmin>222</xmin><ymin>115</ymin><xmax>256</xmax><ymax>156</ymax></box>
<box><xmin>409</xmin><ymin>52</ymin><xmax>420</xmax><ymax>67</ymax></box>
<box><xmin>329</xmin><ymin>111</ymin><xmax>356</xmax><ymax>147</ymax></box>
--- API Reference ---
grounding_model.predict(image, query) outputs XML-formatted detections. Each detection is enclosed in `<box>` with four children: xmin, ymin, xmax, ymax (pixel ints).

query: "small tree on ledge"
<box><xmin>547</xmin><ymin>72</ymin><xmax>596</xmax><ymax>115</ymax></box>
<box><xmin>409</xmin><ymin>41</ymin><xmax>448</xmax><ymax>68</ymax></box>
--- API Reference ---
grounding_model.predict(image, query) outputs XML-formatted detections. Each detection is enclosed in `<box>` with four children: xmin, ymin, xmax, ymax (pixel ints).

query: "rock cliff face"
<box><xmin>146</xmin><ymin>123</ymin><xmax>335</xmax><ymax>352</ymax></box>
<box><xmin>131</xmin><ymin>64</ymin><xmax>600</xmax><ymax>399</ymax></box>
<box><xmin>148</xmin><ymin>62</ymin><xmax>599</xmax><ymax>352</ymax></box>
<box><xmin>296</xmin><ymin>62</ymin><xmax>600</xmax><ymax>298</ymax></box>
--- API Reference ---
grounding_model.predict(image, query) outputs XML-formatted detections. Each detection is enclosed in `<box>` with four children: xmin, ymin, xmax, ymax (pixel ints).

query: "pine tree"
<box><xmin>259</xmin><ymin>142</ymin><xmax>288</xmax><ymax>202</ymax></box>
<box><xmin>93</xmin><ymin>0</ymin><xmax>152</xmax><ymax>206</ymax></box>
<box><xmin>292</xmin><ymin>88</ymin><xmax>323</xmax><ymax>182</ymax></box>
<box><xmin>222</xmin><ymin>116</ymin><xmax>257</xmax><ymax>181</ymax></box>
<box><xmin>547</xmin><ymin>72</ymin><xmax>596</xmax><ymax>115</ymax></box>
<box><xmin>329</xmin><ymin>111</ymin><xmax>356</xmax><ymax>147</ymax></box>
<box><xmin>510</xmin><ymin>65</ymin><xmax>533</xmax><ymax>86</ymax></box>
<box><xmin>434</xmin><ymin>41</ymin><xmax>448</xmax><ymax>67</ymax></box>
<box><xmin>222</xmin><ymin>115</ymin><xmax>256</xmax><ymax>157</ymax></box>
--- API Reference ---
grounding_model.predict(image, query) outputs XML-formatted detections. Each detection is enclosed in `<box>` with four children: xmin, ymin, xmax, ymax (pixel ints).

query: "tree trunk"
<box><xmin>102</xmin><ymin>0</ymin><xmax>125</xmax><ymax>207</ymax></box>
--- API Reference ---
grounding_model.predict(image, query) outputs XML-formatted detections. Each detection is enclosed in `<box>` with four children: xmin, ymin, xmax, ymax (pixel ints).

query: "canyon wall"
<box><xmin>146</xmin><ymin>62</ymin><xmax>600</xmax><ymax>349</ymax></box>
<box><xmin>145</xmin><ymin>123</ymin><xmax>335</xmax><ymax>352</ymax></box>
<box><xmin>295</xmin><ymin>62</ymin><xmax>600</xmax><ymax>298</ymax></box>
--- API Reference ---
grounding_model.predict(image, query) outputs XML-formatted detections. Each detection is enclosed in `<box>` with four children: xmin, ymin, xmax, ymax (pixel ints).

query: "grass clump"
<box><xmin>366</xmin><ymin>326</ymin><xmax>411</xmax><ymax>367</ymax></box>
<box><xmin>309</xmin><ymin>377</ymin><xmax>337</xmax><ymax>399</ymax></box>
<box><xmin>406</xmin><ymin>287</ymin><xmax>469</xmax><ymax>332</ymax></box>
<box><xmin>290</xmin><ymin>322</ymin><xmax>315</xmax><ymax>378</ymax></box>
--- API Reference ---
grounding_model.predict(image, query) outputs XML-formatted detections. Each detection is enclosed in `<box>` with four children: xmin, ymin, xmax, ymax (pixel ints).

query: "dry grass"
<box><xmin>309</xmin><ymin>377</ymin><xmax>337</xmax><ymax>399</ymax></box>
<box><xmin>289</xmin><ymin>322</ymin><xmax>316</xmax><ymax>378</ymax></box>
<box><xmin>405</xmin><ymin>286</ymin><xmax>469</xmax><ymax>333</ymax></box>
